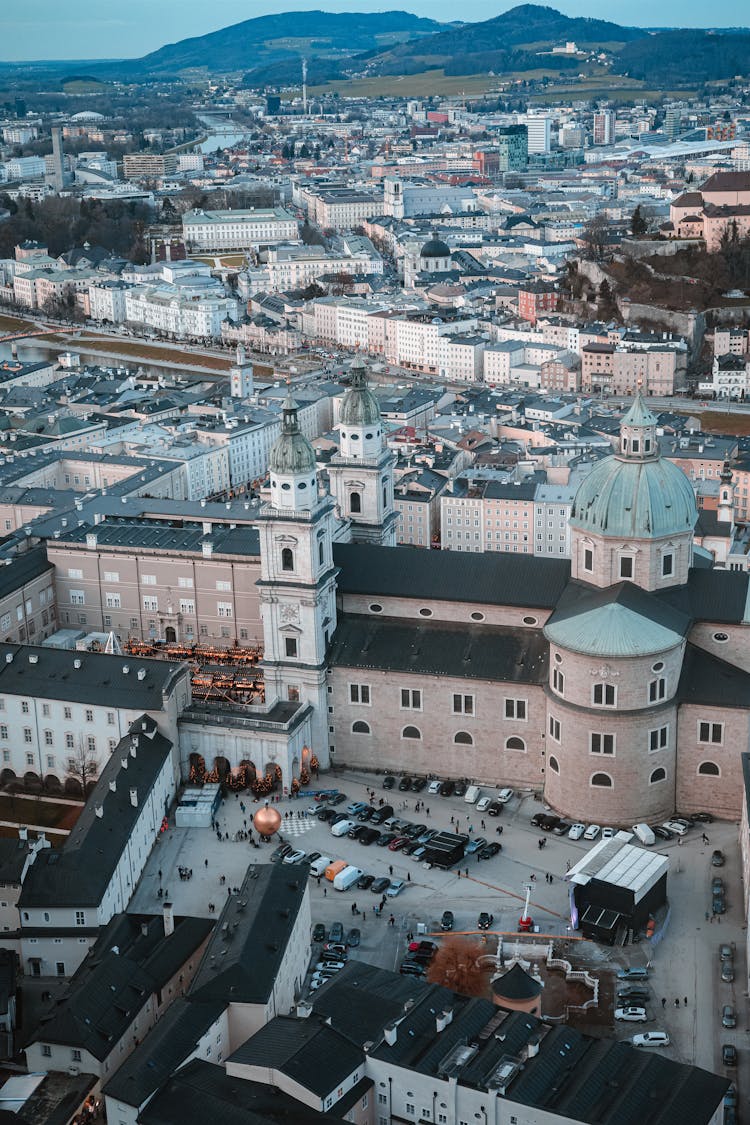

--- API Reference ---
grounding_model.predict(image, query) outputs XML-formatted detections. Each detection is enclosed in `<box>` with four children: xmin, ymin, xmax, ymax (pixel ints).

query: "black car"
<box><xmin>371</xmin><ymin>877</ymin><xmax>391</xmax><ymax>894</ymax></box>
<box><xmin>398</xmin><ymin>776</ymin><xmax>412</xmax><ymax>791</ymax></box>
<box><xmin>652</xmin><ymin>825</ymin><xmax>672</xmax><ymax>840</ymax></box>
<box><xmin>272</xmin><ymin>843</ymin><xmax>293</xmax><ymax>861</ymax></box>
<box><xmin>411</xmin><ymin>778</ymin><xmax>427</xmax><ymax>792</ymax></box>
<box><xmin>440</xmin><ymin>780</ymin><xmax>455</xmax><ymax>797</ymax></box>
<box><xmin>478</xmin><ymin>842</ymin><xmax>502</xmax><ymax>859</ymax></box>
<box><xmin>371</xmin><ymin>805</ymin><xmax>394</xmax><ymax>825</ymax></box>
<box><xmin>478</xmin><ymin>912</ymin><xmax>494</xmax><ymax>930</ymax></box>
<box><xmin>617</xmin><ymin>989</ymin><xmax>649</xmax><ymax>1004</ymax></box>
<box><xmin>722</xmin><ymin>1044</ymin><xmax>738</xmax><ymax>1067</ymax></box>
<box><xmin>408</xmin><ymin>940</ymin><xmax>438</xmax><ymax>963</ymax></box>
<box><xmin>329</xmin><ymin>921</ymin><xmax>344</xmax><ymax>943</ymax></box>
<box><xmin>541</xmin><ymin>814</ymin><xmax>563</xmax><ymax>832</ymax></box>
<box><xmin>552</xmin><ymin>820</ymin><xmax>571</xmax><ymax>836</ymax></box>
<box><xmin>317</xmin><ymin>807</ymin><xmax>337</xmax><ymax>822</ymax></box>
<box><xmin>530</xmin><ymin>812</ymin><xmax>546</xmax><ymax>828</ymax></box>
<box><xmin>330</xmin><ymin>812</ymin><xmax>348</xmax><ymax>826</ymax></box>
<box><xmin>349</xmin><ymin>824</ymin><xmax>369</xmax><ymax>840</ymax></box>
<box><xmin>357</xmin><ymin>873</ymin><xmax>375</xmax><ymax>889</ymax></box>
<box><xmin>376</xmin><ymin>833</ymin><xmax>396</xmax><ymax>847</ymax></box>
<box><xmin>312</xmin><ymin>923</ymin><xmax>326</xmax><ymax>942</ymax></box>
<box><xmin>441</xmin><ymin>910</ymin><xmax>454</xmax><ymax>931</ymax></box>
<box><xmin>382</xmin><ymin>775</ymin><xmax>396</xmax><ymax>790</ymax></box>
<box><xmin>347</xmin><ymin>928</ymin><xmax>361</xmax><ymax>948</ymax></box>
<box><xmin>359</xmin><ymin>827</ymin><xmax>381</xmax><ymax>845</ymax></box>
<box><xmin>403</xmin><ymin>823</ymin><xmax>425</xmax><ymax>839</ymax></box>
<box><xmin>453</xmin><ymin>781</ymin><xmax>467</xmax><ymax>798</ymax></box>
<box><xmin>487</xmin><ymin>801</ymin><xmax>503</xmax><ymax>817</ymax></box>
<box><xmin>331</xmin><ymin>793</ymin><xmax>347</xmax><ymax>805</ymax></box>
<box><xmin>357</xmin><ymin>806</ymin><xmax>376</xmax><ymax>821</ymax></box>
<box><xmin>399</xmin><ymin>959</ymin><xmax>426</xmax><ymax>976</ymax></box>
<box><xmin>689</xmin><ymin>811</ymin><xmax>714</xmax><ymax>823</ymax></box>
<box><xmin>402</xmin><ymin>841</ymin><xmax>421</xmax><ymax>856</ymax></box>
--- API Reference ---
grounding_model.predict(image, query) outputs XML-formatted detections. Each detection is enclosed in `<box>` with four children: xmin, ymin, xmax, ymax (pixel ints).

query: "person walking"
<box><xmin>674</xmin><ymin>998</ymin><xmax>680</xmax><ymax>1008</ymax></box>
<box><xmin>388</xmin><ymin>914</ymin><xmax>395</xmax><ymax>927</ymax></box>
<box><xmin>389</xmin><ymin>865</ymin><xmax>394</xmax><ymax>876</ymax></box>
<box><xmin>684</xmin><ymin>997</ymin><xmax>688</xmax><ymax>1006</ymax></box>
<box><xmin>407</xmin><ymin>871</ymin><xmax>411</xmax><ymax>881</ymax></box>
<box><xmin>661</xmin><ymin>997</ymin><xmax>666</xmax><ymax>1009</ymax></box>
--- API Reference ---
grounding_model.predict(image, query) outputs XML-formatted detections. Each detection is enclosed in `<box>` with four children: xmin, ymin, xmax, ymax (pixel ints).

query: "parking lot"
<box><xmin>129</xmin><ymin>767</ymin><xmax>746</xmax><ymax>1106</ymax></box>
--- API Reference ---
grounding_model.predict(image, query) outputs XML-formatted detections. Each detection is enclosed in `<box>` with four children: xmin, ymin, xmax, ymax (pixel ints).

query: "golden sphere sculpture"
<box><xmin>253</xmin><ymin>805</ymin><xmax>282</xmax><ymax>837</ymax></box>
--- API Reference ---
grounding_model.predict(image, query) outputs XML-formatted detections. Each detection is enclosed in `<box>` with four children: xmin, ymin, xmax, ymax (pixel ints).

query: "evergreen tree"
<box><xmin>630</xmin><ymin>205</ymin><xmax>648</xmax><ymax>237</ymax></box>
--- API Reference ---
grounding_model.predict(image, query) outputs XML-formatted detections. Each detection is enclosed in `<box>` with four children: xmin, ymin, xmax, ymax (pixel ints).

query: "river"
<box><xmin>0</xmin><ymin>338</ymin><xmax>214</xmax><ymax>382</ymax></box>
<box><xmin>196</xmin><ymin>114</ymin><xmax>250</xmax><ymax>155</ymax></box>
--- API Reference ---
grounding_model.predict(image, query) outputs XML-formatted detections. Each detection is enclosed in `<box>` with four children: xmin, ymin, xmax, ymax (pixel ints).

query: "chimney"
<box><xmin>202</xmin><ymin>540</ymin><xmax>213</xmax><ymax>558</ymax></box>
<box><xmin>141</xmin><ymin>921</ymin><xmax>149</xmax><ymax>937</ymax></box>
<box><xmin>202</xmin><ymin>520</ymin><xmax>212</xmax><ymax>535</ymax></box>
<box><xmin>383</xmin><ymin>1021</ymin><xmax>398</xmax><ymax>1046</ymax></box>
<box><xmin>95</xmin><ymin>805</ymin><xmax>104</xmax><ymax>818</ymax></box>
<box><xmin>163</xmin><ymin>901</ymin><xmax>174</xmax><ymax>937</ymax></box>
<box><xmin>109</xmin><ymin>779</ymin><xmax>116</xmax><ymax>793</ymax></box>
<box><xmin>129</xmin><ymin>787</ymin><xmax>138</xmax><ymax>808</ymax></box>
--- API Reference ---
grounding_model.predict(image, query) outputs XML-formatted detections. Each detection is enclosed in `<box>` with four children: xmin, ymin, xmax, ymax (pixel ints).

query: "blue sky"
<box><xmin>2</xmin><ymin>0</ymin><xmax>749</xmax><ymax>61</ymax></box>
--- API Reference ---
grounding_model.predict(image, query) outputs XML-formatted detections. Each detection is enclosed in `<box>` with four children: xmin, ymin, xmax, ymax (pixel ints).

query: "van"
<box><xmin>325</xmin><ymin>860</ymin><xmax>347</xmax><ymax>882</ymax></box>
<box><xmin>309</xmin><ymin>855</ymin><xmax>332</xmax><ymax>878</ymax></box>
<box><xmin>331</xmin><ymin>818</ymin><xmax>355</xmax><ymax>837</ymax></box>
<box><xmin>333</xmin><ymin>865</ymin><xmax>363</xmax><ymax>891</ymax></box>
<box><xmin>464</xmin><ymin>785</ymin><xmax>481</xmax><ymax>804</ymax></box>
<box><xmin>632</xmin><ymin>823</ymin><xmax>655</xmax><ymax>847</ymax></box>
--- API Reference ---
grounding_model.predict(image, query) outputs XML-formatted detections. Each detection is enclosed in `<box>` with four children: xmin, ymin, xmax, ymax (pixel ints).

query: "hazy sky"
<box><xmin>3</xmin><ymin>0</ymin><xmax>749</xmax><ymax>61</ymax></box>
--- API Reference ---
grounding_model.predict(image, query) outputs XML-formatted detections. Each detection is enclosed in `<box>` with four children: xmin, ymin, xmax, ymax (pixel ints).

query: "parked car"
<box><xmin>308</xmin><ymin>852</ymin><xmax>322</xmax><ymax>865</ymax></box>
<box><xmin>722</xmin><ymin>1004</ymin><xmax>736</xmax><ymax>1029</ymax></box>
<box><xmin>721</xmin><ymin>959</ymin><xmax>735</xmax><ymax>983</ymax></box>
<box><xmin>477</xmin><ymin>912</ymin><xmax>494</xmax><ymax>930</ymax></box>
<box><xmin>719</xmin><ymin>944</ymin><xmax>733</xmax><ymax>961</ymax></box>
<box><xmin>583</xmin><ymin>824</ymin><xmax>601</xmax><ymax>840</ymax></box>
<box><xmin>399</xmin><ymin>959</ymin><xmax>426</xmax><ymax>976</ymax></box>
<box><xmin>403</xmin><ymin>823</ymin><xmax>426</xmax><ymax>839</ymax></box>
<box><xmin>568</xmin><ymin>823</ymin><xmax>586</xmax><ymax>840</ymax></box>
<box><xmin>315</xmin><ymin>959</ymin><xmax>346</xmax><ymax>972</ymax></box>
<box><xmin>632</xmin><ymin>1032</ymin><xmax>670</xmax><ymax>1048</ymax></box>
<box><xmin>408</xmin><ymin>940</ymin><xmax>438</xmax><ymax>961</ymax></box>
<box><xmin>329</xmin><ymin>812</ymin><xmax>348</xmax><ymax>827</ymax></box>
<box><xmin>652</xmin><ymin>825</ymin><xmax>673</xmax><ymax>840</ymax></box>
<box><xmin>387</xmin><ymin>879</ymin><xmax>406</xmax><ymax>897</ymax></box>
<box><xmin>428</xmin><ymin>780</ymin><xmax>442</xmax><ymax>795</ymax></box>
<box><xmin>356</xmin><ymin>873</ymin><xmax>374</xmax><ymax>890</ymax></box>
<box><xmin>347</xmin><ymin>928</ymin><xmax>360</xmax><ymax>948</ymax></box>
<box><xmin>359</xmin><ymin>827</ymin><xmax>381</xmax><ymax>845</ymax></box>
<box><xmin>417</xmin><ymin>828</ymin><xmax>438</xmax><ymax>844</ymax></box>
<box><xmin>478</xmin><ymin>842</ymin><xmax>502</xmax><ymax>859</ymax></box>
<box><xmin>711</xmin><ymin>850</ymin><xmax>725</xmax><ymax>867</ymax></box>
<box><xmin>713</xmin><ymin>893</ymin><xmax>726</xmax><ymax>915</ymax></box>
<box><xmin>272</xmin><ymin>843</ymin><xmax>293</xmax><ymax>861</ymax></box>
<box><xmin>322</xmin><ymin>942</ymin><xmax>348</xmax><ymax>958</ymax></box>
<box><xmin>439</xmin><ymin>780</ymin><xmax>455</xmax><ymax>797</ymax></box>
<box><xmin>347</xmin><ymin>802</ymin><xmax>368</xmax><ymax>816</ymax></box>
<box><xmin>329</xmin><ymin>922</ymin><xmax>344</xmax><ymax>943</ymax></box>
<box><xmin>441</xmin><ymin>910</ymin><xmax>454</xmax><ymax>931</ymax></box>
<box><xmin>357</xmin><ymin>807</ymin><xmax>376</xmax><ymax>822</ymax></box>
<box><xmin>486</xmin><ymin>800</ymin><xmax>503</xmax><ymax>817</ymax></box>
<box><xmin>398</xmin><ymin>776</ymin><xmax>412</xmax><ymax>791</ymax></box>
<box><xmin>530</xmin><ymin>812</ymin><xmax>546</xmax><ymax>828</ymax></box>
<box><xmin>689</xmin><ymin>811</ymin><xmax>713</xmax><ymax>823</ymax></box>
<box><xmin>615</xmin><ymin>1007</ymin><xmax>648</xmax><ymax>1022</ymax></box>
<box><xmin>402</xmin><ymin>841</ymin><xmax>421</xmax><ymax>856</ymax></box>
<box><xmin>348</xmin><ymin>824</ymin><xmax>366</xmax><ymax>840</ymax></box>
<box><xmin>410</xmin><ymin>846</ymin><xmax>426</xmax><ymax>862</ymax></box>
<box><xmin>618</xmin><ymin>990</ymin><xmax>650</xmax><ymax>1005</ymax></box>
<box><xmin>376</xmin><ymin>833</ymin><xmax>396</xmax><ymax>848</ymax></box>
<box><xmin>712</xmin><ymin>876</ymin><xmax>724</xmax><ymax>896</ymax></box>
<box><xmin>284</xmin><ymin>849</ymin><xmax>307</xmax><ymax>864</ymax></box>
<box><xmin>601</xmin><ymin>827</ymin><xmax>615</xmax><ymax>839</ymax></box>
<box><xmin>671</xmin><ymin>817</ymin><xmax>691</xmax><ymax>831</ymax></box>
<box><xmin>541</xmin><ymin>814</ymin><xmax>563</xmax><ymax>832</ymax></box>
<box><xmin>331</xmin><ymin>793</ymin><xmax>347</xmax><ymax>805</ymax></box>
<box><xmin>388</xmin><ymin>836</ymin><xmax>409</xmax><ymax>852</ymax></box>
<box><xmin>477</xmin><ymin>797</ymin><xmax>492</xmax><ymax>813</ymax></box>
<box><xmin>411</xmin><ymin>778</ymin><xmax>427</xmax><ymax>792</ymax></box>
<box><xmin>497</xmin><ymin>788</ymin><xmax>514</xmax><ymax>804</ymax></box>
<box><xmin>382</xmin><ymin>776</ymin><xmax>395</xmax><ymax>789</ymax></box>
<box><xmin>312</xmin><ymin>923</ymin><xmax>326</xmax><ymax>942</ymax></box>
<box><xmin>722</xmin><ymin>1044</ymin><xmax>738</xmax><ymax>1067</ymax></box>
<box><xmin>617</xmin><ymin>967</ymin><xmax>649</xmax><ymax>981</ymax></box>
<box><xmin>466</xmin><ymin>837</ymin><xmax>488</xmax><ymax>855</ymax></box>
<box><xmin>552</xmin><ymin>820</ymin><xmax>572</xmax><ymax>836</ymax></box>
<box><xmin>662</xmin><ymin>820</ymin><xmax>688</xmax><ymax>836</ymax></box>
<box><xmin>371</xmin><ymin>877</ymin><xmax>391</xmax><ymax>894</ymax></box>
<box><xmin>453</xmin><ymin>781</ymin><xmax>467</xmax><ymax>798</ymax></box>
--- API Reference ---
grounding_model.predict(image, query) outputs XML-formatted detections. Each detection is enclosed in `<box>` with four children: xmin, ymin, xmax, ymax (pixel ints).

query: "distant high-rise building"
<box><xmin>559</xmin><ymin>124</ymin><xmax>585</xmax><ymax>150</ymax></box>
<box><xmin>494</xmin><ymin>125</ymin><xmax>528</xmax><ymax>171</ymax></box>
<box><xmin>266</xmin><ymin>94</ymin><xmax>281</xmax><ymax>116</ymax></box>
<box><xmin>593</xmin><ymin>111</ymin><xmax>615</xmax><ymax>146</ymax></box>
<box><xmin>523</xmin><ymin>115</ymin><xmax>551</xmax><ymax>154</ymax></box>
<box><xmin>664</xmin><ymin>107</ymin><xmax>681</xmax><ymax>140</ymax></box>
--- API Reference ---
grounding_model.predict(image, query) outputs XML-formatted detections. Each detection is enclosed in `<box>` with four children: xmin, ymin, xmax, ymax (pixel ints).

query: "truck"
<box><xmin>325</xmin><ymin>859</ymin><xmax>347</xmax><ymax>882</ymax></box>
<box><xmin>333</xmin><ymin>865</ymin><xmax>363</xmax><ymax>892</ymax></box>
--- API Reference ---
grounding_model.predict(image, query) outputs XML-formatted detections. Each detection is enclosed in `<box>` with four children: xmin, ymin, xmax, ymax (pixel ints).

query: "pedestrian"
<box><xmin>407</xmin><ymin>871</ymin><xmax>411</xmax><ymax>881</ymax></box>
<box><xmin>450</xmin><ymin>815</ymin><xmax>455</xmax><ymax>826</ymax></box>
<box><xmin>481</xmin><ymin>820</ymin><xmax>486</xmax><ymax>830</ymax></box>
<box><xmin>158</xmin><ymin>868</ymin><xmax>162</xmax><ymax>880</ymax></box>
<box><xmin>465</xmin><ymin>868</ymin><xmax>469</xmax><ymax>878</ymax></box>
<box><xmin>684</xmin><ymin>997</ymin><xmax>688</xmax><ymax>1006</ymax></box>
<box><xmin>323</xmin><ymin>887</ymin><xmax>327</xmax><ymax>897</ymax></box>
<box><xmin>373</xmin><ymin>905</ymin><xmax>377</xmax><ymax>917</ymax></box>
<box><xmin>705</xmin><ymin>910</ymin><xmax>710</xmax><ymax>921</ymax></box>
<box><xmin>565</xmin><ymin>860</ymin><xmax>571</xmax><ymax>873</ymax></box>
<box><xmin>204</xmin><ymin>858</ymin><xmax>208</xmax><ymax>868</ymax></box>
<box><xmin>661</xmin><ymin>997</ymin><xmax>666</xmax><ymax>1008</ymax></box>
<box><xmin>425</xmin><ymin>807</ymin><xmax>430</xmax><ymax>817</ymax></box>
<box><xmin>389</xmin><ymin>865</ymin><xmax>394</xmax><ymax>876</ymax></box>
<box><xmin>389</xmin><ymin>914</ymin><xmax>395</xmax><ymax>927</ymax></box>
<box><xmin>675</xmin><ymin>998</ymin><xmax>680</xmax><ymax>1007</ymax></box>
<box><xmin>530</xmin><ymin>873</ymin><xmax>536</xmax><ymax>881</ymax></box>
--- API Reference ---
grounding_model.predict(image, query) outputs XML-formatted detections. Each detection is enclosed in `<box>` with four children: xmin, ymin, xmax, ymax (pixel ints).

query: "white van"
<box><xmin>333</xmin><ymin>865</ymin><xmax>363</xmax><ymax>892</ymax></box>
<box><xmin>632</xmin><ymin>823</ymin><xmax>655</xmax><ymax>847</ymax></box>
<box><xmin>309</xmin><ymin>855</ymin><xmax>332</xmax><ymax>878</ymax></box>
<box><xmin>464</xmin><ymin>785</ymin><xmax>482</xmax><ymax>804</ymax></box>
<box><xmin>331</xmin><ymin>819</ymin><xmax>355</xmax><ymax>837</ymax></box>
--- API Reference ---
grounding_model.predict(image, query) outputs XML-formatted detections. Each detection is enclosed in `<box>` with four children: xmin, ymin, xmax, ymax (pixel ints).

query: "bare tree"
<box><xmin>427</xmin><ymin>936</ymin><xmax>488</xmax><ymax>997</ymax></box>
<box><xmin>581</xmin><ymin>215</ymin><xmax>611</xmax><ymax>262</ymax></box>
<box><xmin>66</xmin><ymin>741</ymin><xmax>100</xmax><ymax>798</ymax></box>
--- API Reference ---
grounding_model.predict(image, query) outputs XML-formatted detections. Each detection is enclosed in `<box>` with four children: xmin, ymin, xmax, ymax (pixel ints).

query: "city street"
<box><xmin>129</xmin><ymin>767</ymin><xmax>746</xmax><ymax>1099</ymax></box>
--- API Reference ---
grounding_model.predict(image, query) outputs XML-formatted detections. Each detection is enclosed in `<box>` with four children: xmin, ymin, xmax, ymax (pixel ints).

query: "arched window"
<box><xmin>454</xmin><ymin>731</ymin><xmax>473</xmax><ymax>745</ymax></box>
<box><xmin>383</xmin><ymin>485</ymin><xmax>387</xmax><ymax>508</ymax></box>
<box><xmin>505</xmin><ymin>736</ymin><xmax>526</xmax><ymax>752</ymax></box>
<box><xmin>548</xmin><ymin>755</ymin><xmax>560</xmax><ymax>774</ymax></box>
<box><xmin>281</xmin><ymin>547</ymin><xmax>294</xmax><ymax>572</ymax></box>
<box><xmin>352</xmin><ymin>721</ymin><xmax>370</xmax><ymax>735</ymax></box>
<box><xmin>649</xmin><ymin>767</ymin><xmax>666</xmax><ymax>784</ymax></box>
<box><xmin>698</xmin><ymin>760</ymin><xmax>720</xmax><ymax>776</ymax></box>
<box><xmin>318</xmin><ymin>541</ymin><xmax>324</xmax><ymax>565</ymax></box>
<box><xmin>591</xmin><ymin>772</ymin><xmax>613</xmax><ymax>788</ymax></box>
<box><xmin>350</xmin><ymin>492</ymin><xmax>361</xmax><ymax>514</ymax></box>
<box><xmin>402</xmin><ymin>725</ymin><xmax>421</xmax><ymax>740</ymax></box>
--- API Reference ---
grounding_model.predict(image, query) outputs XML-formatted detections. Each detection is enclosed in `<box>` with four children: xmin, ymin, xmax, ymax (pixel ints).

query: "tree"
<box><xmin>581</xmin><ymin>215</ymin><xmax>611</xmax><ymax>262</ymax></box>
<box><xmin>597</xmin><ymin>278</ymin><xmax>618</xmax><ymax>321</ymax></box>
<box><xmin>427</xmin><ymin>936</ymin><xmax>487</xmax><ymax>997</ymax></box>
<box><xmin>630</xmin><ymin>205</ymin><xmax>648</xmax><ymax>237</ymax></box>
<box><xmin>66</xmin><ymin>740</ymin><xmax>100</xmax><ymax>798</ymax></box>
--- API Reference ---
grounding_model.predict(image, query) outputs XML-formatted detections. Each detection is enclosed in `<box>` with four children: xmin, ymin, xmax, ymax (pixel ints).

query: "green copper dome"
<box><xmin>340</xmin><ymin>357</ymin><xmax>381</xmax><ymax>428</ymax></box>
<box><xmin>269</xmin><ymin>394</ymin><xmax>317</xmax><ymax>475</ymax></box>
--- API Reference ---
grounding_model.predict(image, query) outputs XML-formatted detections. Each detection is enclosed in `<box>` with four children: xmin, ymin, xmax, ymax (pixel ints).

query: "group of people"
<box><xmin>177</xmin><ymin>865</ymin><xmax>193</xmax><ymax>880</ymax></box>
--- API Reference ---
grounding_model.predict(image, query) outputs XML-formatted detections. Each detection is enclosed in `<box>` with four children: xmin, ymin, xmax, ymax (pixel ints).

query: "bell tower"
<box><xmin>328</xmin><ymin>355</ymin><xmax>398</xmax><ymax>545</ymax></box>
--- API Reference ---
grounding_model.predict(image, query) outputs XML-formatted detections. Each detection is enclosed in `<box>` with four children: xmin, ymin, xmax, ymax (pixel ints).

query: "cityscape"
<box><xmin>0</xmin><ymin>2</ymin><xmax>749</xmax><ymax>1122</ymax></box>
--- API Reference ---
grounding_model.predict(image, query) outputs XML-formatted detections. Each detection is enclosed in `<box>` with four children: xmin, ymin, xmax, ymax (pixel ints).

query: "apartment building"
<box><xmin>122</xmin><ymin>153</ymin><xmax>178</xmax><ymax>180</ymax></box>
<box><xmin>48</xmin><ymin>520</ymin><xmax>263</xmax><ymax>648</ymax></box>
<box><xmin>394</xmin><ymin>468</ymin><xmax>447</xmax><ymax>548</ymax></box>
<box><xmin>0</xmin><ymin>548</ymin><xmax>55</xmax><ymax>646</ymax></box>
<box><xmin>124</xmin><ymin>287</ymin><xmax>239</xmax><ymax>339</ymax></box>
<box><xmin>266</xmin><ymin>243</ymin><xmax>382</xmax><ymax>291</ymax></box>
<box><xmin>88</xmin><ymin>279</ymin><xmax>133</xmax><ymax>323</ymax></box>
<box><xmin>182</xmin><ymin>208</ymin><xmax>298</xmax><ymax>251</ymax></box>
<box><xmin>440</xmin><ymin>477</ymin><xmax>576</xmax><ymax>557</ymax></box>
<box><xmin>698</xmin><ymin>353</ymin><xmax>750</xmax><ymax>400</ymax></box>
<box><xmin>581</xmin><ymin>342</ymin><xmax>681</xmax><ymax>395</ymax></box>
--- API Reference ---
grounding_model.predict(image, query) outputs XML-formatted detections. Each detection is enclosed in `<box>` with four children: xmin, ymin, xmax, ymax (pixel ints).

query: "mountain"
<box><xmin>134</xmin><ymin>10</ymin><xmax>448</xmax><ymax>73</ymax></box>
<box><xmin>616</xmin><ymin>28</ymin><xmax>750</xmax><ymax>84</ymax></box>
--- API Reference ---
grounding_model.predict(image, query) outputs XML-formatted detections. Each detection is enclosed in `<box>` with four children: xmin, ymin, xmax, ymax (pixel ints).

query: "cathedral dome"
<box><xmin>420</xmin><ymin>233</ymin><xmax>451</xmax><ymax>259</ymax></box>
<box><xmin>269</xmin><ymin>394</ymin><xmax>316</xmax><ymax>475</ymax></box>
<box><xmin>340</xmin><ymin>356</ymin><xmax>381</xmax><ymax>428</ymax></box>
<box><xmin>570</xmin><ymin>395</ymin><xmax>697</xmax><ymax>539</ymax></box>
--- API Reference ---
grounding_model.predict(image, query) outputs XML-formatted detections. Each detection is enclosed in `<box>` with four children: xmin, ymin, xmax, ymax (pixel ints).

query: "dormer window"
<box><xmin>645</xmin><ymin>439</ymin><xmax>651</xmax><ymax>453</ymax></box>
<box><xmin>631</xmin><ymin>438</ymin><xmax>640</xmax><ymax>453</ymax></box>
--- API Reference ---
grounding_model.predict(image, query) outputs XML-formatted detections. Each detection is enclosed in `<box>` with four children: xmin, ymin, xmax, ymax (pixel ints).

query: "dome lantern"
<box><xmin>619</xmin><ymin>391</ymin><xmax>658</xmax><ymax>461</ymax></box>
<box><xmin>268</xmin><ymin>392</ymin><xmax>317</xmax><ymax>510</ymax></box>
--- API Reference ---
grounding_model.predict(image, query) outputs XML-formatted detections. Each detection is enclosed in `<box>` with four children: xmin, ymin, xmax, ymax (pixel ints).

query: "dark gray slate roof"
<box><xmin>546</xmin><ymin>580</ymin><xmax>692</xmax><ymax>638</ymax></box>
<box><xmin>328</xmin><ymin>614</ymin><xmax>548</xmax><ymax>683</ymax></box>
<box><xmin>678</xmin><ymin>643</ymin><xmax>750</xmax><ymax>708</ymax></box>
<box><xmin>189</xmin><ymin>864</ymin><xmax>307</xmax><ymax>1006</ymax></box>
<box><xmin>137</xmin><ymin>1059</ymin><xmax>343</xmax><ymax>1125</ymax></box>
<box><xmin>0</xmin><ymin>644</ymin><xmax>185</xmax><ymax>709</ymax></box>
<box><xmin>0</xmin><ymin>547</ymin><xmax>51</xmax><ymax>602</ymax></box>
<box><xmin>19</xmin><ymin>725</ymin><xmax>174</xmax><ymax>908</ymax></box>
<box><xmin>102</xmin><ymin>997</ymin><xmax>225</xmax><ymax>1107</ymax></box>
<box><xmin>656</xmin><ymin>567</ymin><xmax>750</xmax><ymax>624</ymax></box>
<box><xmin>229</xmin><ymin>1014</ymin><xmax>362</xmax><ymax>1097</ymax></box>
<box><xmin>57</xmin><ymin>520</ymin><xmax>260</xmax><ymax>558</ymax></box>
<box><xmin>333</xmin><ymin>542</ymin><xmax>570</xmax><ymax>609</ymax></box>
<box><xmin>32</xmin><ymin>913</ymin><xmax>213</xmax><ymax>1061</ymax></box>
<box><xmin>311</xmin><ymin>960</ymin><xmax>436</xmax><ymax>1046</ymax></box>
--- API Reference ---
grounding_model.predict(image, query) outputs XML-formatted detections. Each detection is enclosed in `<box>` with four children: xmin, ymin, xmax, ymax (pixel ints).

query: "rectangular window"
<box><xmin>40</xmin><ymin>703</ymin><xmax>48</xmax><ymax>717</ymax></box>
<box><xmin>143</xmin><ymin>596</ymin><xmax>158</xmax><ymax>612</ymax></box>
<box><xmin>105</xmin><ymin>593</ymin><xmax>121</xmax><ymax>609</ymax></box>
<box><xmin>549</xmin><ymin>715</ymin><xmax>561</xmax><ymax>742</ymax></box>
<box><xmin>178</xmin><ymin>576</ymin><xmax>193</xmax><ymax>588</ymax></box>
<box><xmin>142</xmin><ymin>574</ymin><xmax>156</xmax><ymax>585</ymax></box>
<box><xmin>72</xmin><ymin>1049</ymin><xmax>81</xmax><ymax>1062</ymax></box>
<box><xmin>285</xmin><ymin>637</ymin><xmax>297</xmax><ymax>658</ymax></box>
<box><xmin>216</xmin><ymin>580</ymin><xmax>231</xmax><ymax>591</ymax></box>
<box><xmin>648</xmin><ymin>677</ymin><xmax>666</xmax><ymax>702</ymax></box>
<box><xmin>75</xmin><ymin>911</ymin><xmax>85</xmax><ymax>926</ymax></box>
<box><xmin>65</xmin><ymin>733</ymin><xmax>74</xmax><ymax>749</ymax></box>
<box><xmin>87</xmin><ymin>736</ymin><xmax>96</xmax><ymax>754</ymax></box>
<box><xmin>590</xmin><ymin>732</ymin><xmax>615</xmax><ymax>755</ymax></box>
<box><xmin>662</xmin><ymin>553</ymin><xmax>674</xmax><ymax>577</ymax></box>
<box><xmin>179</xmin><ymin>600</ymin><xmax>195</xmax><ymax>615</ymax></box>
<box><xmin>0</xmin><ymin>727</ymin><xmax>7</xmax><ymax>741</ymax></box>
<box><xmin>504</xmin><ymin>698</ymin><xmax>527</xmax><ymax>720</ymax></box>
<box><xmin>44</xmin><ymin>730</ymin><xmax>53</xmax><ymax>746</ymax></box>
<box><xmin>70</xmin><ymin>590</ymin><xmax>85</xmax><ymax>606</ymax></box>
<box><xmin>453</xmin><ymin>693</ymin><xmax>474</xmax><ymax>715</ymax></box>
<box><xmin>103</xmin><ymin>571</ymin><xmax>119</xmax><ymax>583</ymax></box>
<box><xmin>401</xmin><ymin>688</ymin><xmax>421</xmax><ymax>710</ymax></box>
<box><xmin>41</xmin><ymin>1045</ymin><xmax>51</xmax><ymax>1058</ymax></box>
<box><xmin>85</xmin><ymin>709</ymin><xmax>93</xmax><ymax>722</ymax></box>
<box><xmin>593</xmin><ymin>683</ymin><xmax>616</xmax><ymax>706</ymax></box>
<box><xmin>349</xmin><ymin>684</ymin><xmax>370</xmax><ymax>704</ymax></box>
<box><xmin>23</xmin><ymin>728</ymin><xmax>32</xmax><ymax>744</ymax></box>
<box><xmin>698</xmin><ymin>721</ymin><xmax>723</xmax><ymax>744</ymax></box>
<box><xmin>619</xmin><ymin>556</ymin><xmax>634</xmax><ymax>579</ymax></box>
<box><xmin>67</xmin><ymin>568</ymin><xmax>83</xmax><ymax>580</ymax></box>
<box><xmin>64</xmin><ymin>707</ymin><xmax>72</xmax><ymax>720</ymax></box>
<box><xmin>649</xmin><ymin>725</ymin><xmax>668</xmax><ymax>752</ymax></box>
<box><xmin>552</xmin><ymin>667</ymin><xmax>565</xmax><ymax>695</ymax></box>
<box><xmin>21</xmin><ymin>701</ymin><xmax>29</xmax><ymax>714</ymax></box>
<box><xmin>25</xmin><ymin>751</ymin><xmax>34</xmax><ymax>765</ymax></box>
<box><xmin>217</xmin><ymin>602</ymin><xmax>232</xmax><ymax>618</ymax></box>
